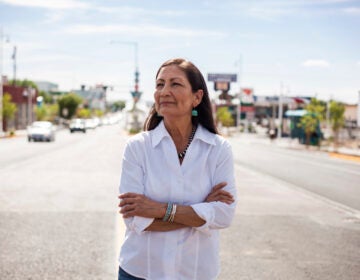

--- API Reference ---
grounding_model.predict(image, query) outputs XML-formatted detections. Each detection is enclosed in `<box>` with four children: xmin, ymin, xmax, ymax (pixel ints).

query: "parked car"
<box><xmin>69</xmin><ymin>118</ymin><xmax>86</xmax><ymax>133</ymax></box>
<box><xmin>27</xmin><ymin>121</ymin><xmax>56</xmax><ymax>142</ymax></box>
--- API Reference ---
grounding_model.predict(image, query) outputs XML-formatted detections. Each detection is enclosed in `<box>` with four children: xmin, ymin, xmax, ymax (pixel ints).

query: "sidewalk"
<box><xmin>0</xmin><ymin>130</ymin><xmax>27</xmax><ymax>139</ymax></box>
<box><xmin>224</xmin><ymin>129</ymin><xmax>360</xmax><ymax>161</ymax></box>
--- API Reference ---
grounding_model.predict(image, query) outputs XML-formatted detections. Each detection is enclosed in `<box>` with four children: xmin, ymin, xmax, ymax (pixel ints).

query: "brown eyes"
<box><xmin>156</xmin><ymin>82</ymin><xmax>181</xmax><ymax>89</ymax></box>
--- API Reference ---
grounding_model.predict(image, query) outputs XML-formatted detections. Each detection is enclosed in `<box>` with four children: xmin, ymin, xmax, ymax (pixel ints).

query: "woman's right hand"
<box><xmin>205</xmin><ymin>182</ymin><xmax>235</xmax><ymax>205</ymax></box>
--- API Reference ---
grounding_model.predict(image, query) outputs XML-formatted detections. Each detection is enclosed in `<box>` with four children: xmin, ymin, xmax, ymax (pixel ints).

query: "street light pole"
<box><xmin>109</xmin><ymin>40</ymin><xmax>140</xmax><ymax>97</ymax></box>
<box><xmin>0</xmin><ymin>27</ymin><xmax>4</xmax><ymax>136</ymax></box>
<box><xmin>0</xmin><ymin>27</ymin><xmax>10</xmax><ymax>136</ymax></box>
<box><xmin>110</xmin><ymin>40</ymin><xmax>142</xmax><ymax>131</ymax></box>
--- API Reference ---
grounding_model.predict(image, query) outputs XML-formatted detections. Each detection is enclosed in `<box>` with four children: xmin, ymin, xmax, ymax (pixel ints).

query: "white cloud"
<box><xmin>343</xmin><ymin>7</ymin><xmax>360</xmax><ymax>15</ymax></box>
<box><xmin>0</xmin><ymin>0</ymin><xmax>89</xmax><ymax>9</ymax></box>
<box><xmin>43</xmin><ymin>11</ymin><xmax>67</xmax><ymax>23</ymax></box>
<box><xmin>235</xmin><ymin>0</ymin><xmax>358</xmax><ymax>20</ymax></box>
<box><xmin>96</xmin><ymin>6</ymin><xmax>186</xmax><ymax>17</ymax></box>
<box><xmin>302</xmin><ymin>59</ymin><xmax>330</xmax><ymax>67</ymax></box>
<box><xmin>63</xmin><ymin>24</ymin><xmax>225</xmax><ymax>38</ymax></box>
<box><xmin>247</xmin><ymin>6</ymin><xmax>295</xmax><ymax>20</ymax></box>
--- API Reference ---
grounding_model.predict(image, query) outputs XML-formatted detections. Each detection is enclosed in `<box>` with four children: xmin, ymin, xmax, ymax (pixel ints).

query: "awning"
<box><xmin>285</xmin><ymin>109</ymin><xmax>307</xmax><ymax>117</ymax></box>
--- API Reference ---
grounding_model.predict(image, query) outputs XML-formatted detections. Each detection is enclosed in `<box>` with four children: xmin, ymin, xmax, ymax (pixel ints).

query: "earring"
<box><xmin>191</xmin><ymin>109</ymin><xmax>198</xmax><ymax>117</ymax></box>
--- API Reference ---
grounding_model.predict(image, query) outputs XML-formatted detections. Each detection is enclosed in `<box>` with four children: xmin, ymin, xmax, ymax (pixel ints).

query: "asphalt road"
<box><xmin>228</xmin><ymin>134</ymin><xmax>360</xmax><ymax>212</ymax></box>
<box><xmin>1</xmin><ymin>126</ymin><xmax>359</xmax><ymax>279</ymax></box>
<box><xmin>0</xmin><ymin>125</ymin><xmax>127</xmax><ymax>279</ymax></box>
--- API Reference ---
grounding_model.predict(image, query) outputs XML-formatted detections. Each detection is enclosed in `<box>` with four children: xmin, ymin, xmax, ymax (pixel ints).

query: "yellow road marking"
<box><xmin>329</xmin><ymin>152</ymin><xmax>360</xmax><ymax>163</ymax></box>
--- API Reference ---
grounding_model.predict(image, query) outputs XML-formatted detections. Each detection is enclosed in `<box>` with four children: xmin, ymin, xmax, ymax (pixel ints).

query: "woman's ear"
<box><xmin>193</xmin><ymin>89</ymin><xmax>204</xmax><ymax>107</ymax></box>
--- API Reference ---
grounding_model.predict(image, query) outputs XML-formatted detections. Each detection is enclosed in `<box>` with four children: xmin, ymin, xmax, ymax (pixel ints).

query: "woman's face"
<box><xmin>154</xmin><ymin>65</ymin><xmax>202</xmax><ymax>120</ymax></box>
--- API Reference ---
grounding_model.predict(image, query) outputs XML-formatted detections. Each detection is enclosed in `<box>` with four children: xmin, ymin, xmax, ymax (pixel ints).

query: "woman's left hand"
<box><xmin>118</xmin><ymin>193</ymin><xmax>166</xmax><ymax>219</ymax></box>
<box><xmin>205</xmin><ymin>182</ymin><xmax>235</xmax><ymax>204</ymax></box>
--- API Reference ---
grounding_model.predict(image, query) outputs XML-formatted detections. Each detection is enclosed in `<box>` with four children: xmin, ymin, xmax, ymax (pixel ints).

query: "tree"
<box><xmin>35</xmin><ymin>106</ymin><xmax>47</xmax><ymax>121</ymax></box>
<box><xmin>77</xmin><ymin>108</ymin><xmax>91</xmax><ymax>119</ymax></box>
<box><xmin>216</xmin><ymin>107</ymin><xmax>234</xmax><ymax>127</ymax></box>
<box><xmin>38</xmin><ymin>90</ymin><xmax>54</xmax><ymax>104</ymax></box>
<box><xmin>329</xmin><ymin>101</ymin><xmax>345</xmax><ymax>147</ymax></box>
<box><xmin>111</xmin><ymin>100</ymin><xmax>126</xmax><ymax>112</ymax></box>
<box><xmin>9</xmin><ymin>79</ymin><xmax>39</xmax><ymax>91</ymax></box>
<box><xmin>35</xmin><ymin>103</ymin><xmax>59</xmax><ymax>122</ymax></box>
<box><xmin>2</xmin><ymin>93</ymin><xmax>17</xmax><ymax>131</ymax></box>
<box><xmin>57</xmin><ymin>93</ymin><xmax>83</xmax><ymax>119</ymax></box>
<box><xmin>94</xmin><ymin>109</ymin><xmax>104</xmax><ymax>117</ymax></box>
<box><xmin>298</xmin><ymin>98</ymin><xmax>325</xmax><ymax>147</ymax></box>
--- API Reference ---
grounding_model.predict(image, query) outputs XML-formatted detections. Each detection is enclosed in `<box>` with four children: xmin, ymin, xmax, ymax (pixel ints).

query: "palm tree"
<box><xmin>329</xmin><ymin>101</ymin><xmax>345</xmax><ymax>148</ymax></box>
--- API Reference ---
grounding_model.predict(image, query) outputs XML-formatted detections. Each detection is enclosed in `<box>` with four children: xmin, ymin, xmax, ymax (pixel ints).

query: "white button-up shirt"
<box><xmin>119</xmin><ymin>121</ymin><xmax>237</xmax><ymax>280</ymax></box>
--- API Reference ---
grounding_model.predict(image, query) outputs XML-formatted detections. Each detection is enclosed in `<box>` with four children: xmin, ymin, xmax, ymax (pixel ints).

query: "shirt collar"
<box><xmin>151</xmin><ymin>120</ymin><xmax>216</xmax><ymax>148</ymax></box>
<box><xmin>151</xmin><ymin>121</ymin><xmax>170</xmax><ymax>148</ymax></box>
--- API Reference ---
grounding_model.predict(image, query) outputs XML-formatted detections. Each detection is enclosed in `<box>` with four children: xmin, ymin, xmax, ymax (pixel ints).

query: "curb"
<box><xmin>329</xmin><ymin>152</ymin><xmax>360</xmax><ymax>163</ymax></box>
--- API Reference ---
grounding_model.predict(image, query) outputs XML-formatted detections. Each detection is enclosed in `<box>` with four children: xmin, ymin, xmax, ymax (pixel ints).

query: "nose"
<box><xmin>158</xmin><ymin>83</ymin><xmax>171</xmax><ymax>97</ymax></box>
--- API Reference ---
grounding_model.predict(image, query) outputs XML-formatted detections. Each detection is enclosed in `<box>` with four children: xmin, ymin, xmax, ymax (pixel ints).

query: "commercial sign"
<box><xmin>214</xmin><ymin>81</ymin><xmax>230</xmax><ymax>91</ymax></box>
<box><xmin>207</xmin><ymin>73</ymin><xmax>237</xmax><ymax>82</ymax></box>
<box><xmin>241</xmin><ymin>88</ymin><xmax>254</xmax><ymax>104</ymax></box>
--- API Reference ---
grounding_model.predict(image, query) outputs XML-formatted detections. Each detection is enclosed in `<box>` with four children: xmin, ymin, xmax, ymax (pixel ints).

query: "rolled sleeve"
<box><xmin>124</xmin><ymin>216</ymin><xmax>155</xmax><ymax>234</ymax></box>
<box><xmin>192</xmin><ymin>140</ymin><xmax>237</xmax><ymax>234</ymax></box>
<box><xmin>191</xmin><ymin>203</ymin><xmax>215</xmax><ymax>235</ymax></box>
<box><xmin>192</xmin><ymin>201</ymin><xmax>236</xmax><ymax>234</ymax></box>
<box><xmin>119</xmin><ymin>139</ymin><xmax>151</xmax><ymax>233</ymax></box>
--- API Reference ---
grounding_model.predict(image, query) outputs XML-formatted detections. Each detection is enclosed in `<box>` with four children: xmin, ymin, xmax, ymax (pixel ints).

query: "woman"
<box><xmin>118</xmin><ymin>58</ymin><xmax>237</xmax><ymax>280</ymax></box>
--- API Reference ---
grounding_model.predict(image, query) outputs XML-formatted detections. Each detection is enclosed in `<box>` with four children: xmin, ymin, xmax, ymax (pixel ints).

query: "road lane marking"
<box><xmin>329</xmin><ymin>152</ymin><xmax>360</xmax><ymax>163</ymax></box>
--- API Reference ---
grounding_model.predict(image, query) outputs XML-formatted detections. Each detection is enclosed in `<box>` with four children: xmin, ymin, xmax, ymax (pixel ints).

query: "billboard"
<box><xmin>208</xmin><ymin>73</ymin><xmax>237</xmax><ymax>82</ymax></box>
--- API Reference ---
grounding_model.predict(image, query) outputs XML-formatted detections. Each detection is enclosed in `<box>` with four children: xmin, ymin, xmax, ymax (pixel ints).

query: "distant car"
<box><xmin>85</xmin><ymin>118</ymin><xmax>98</xmax><ymax>130</ymax></box>
<box><xmin>69</xmin><ymin>118</ymin><xmax>86</xmax><ymax>133</ymax></box>
<box><xmin>27</xmin><ymin>121</ymin><xmax>56</xmax><ymax>142</ymax></box>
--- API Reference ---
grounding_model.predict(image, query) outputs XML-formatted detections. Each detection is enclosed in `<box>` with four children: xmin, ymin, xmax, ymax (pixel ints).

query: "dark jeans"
<box><xmin>118</xmin><ymin>267</ymin><xmax>145</xmax><ymax>280</ymax></box>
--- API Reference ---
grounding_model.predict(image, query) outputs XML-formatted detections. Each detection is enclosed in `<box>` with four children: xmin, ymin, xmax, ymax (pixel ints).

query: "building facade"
<box><xmin>2</xmin><ymin>84</ymin><xmax>37</xmax><ymax>131</ymax></box>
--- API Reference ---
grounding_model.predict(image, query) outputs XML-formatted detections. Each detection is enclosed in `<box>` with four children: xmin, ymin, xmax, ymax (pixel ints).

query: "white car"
<box><xmin>69</xmin><ymin>118</ymin><xmax>86</xmax><ymax>133</ymax></box>
<box><xmin>27</xmin><ymin>121</ymin><xmax>56</xmax><ymax>142</ymax></box>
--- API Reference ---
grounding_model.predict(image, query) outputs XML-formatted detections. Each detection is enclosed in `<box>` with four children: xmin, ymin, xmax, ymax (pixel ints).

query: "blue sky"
<box><xmin>0</xmin><ymin>0</ymin><xmax>359</xmax><ymax>103</ymax></box>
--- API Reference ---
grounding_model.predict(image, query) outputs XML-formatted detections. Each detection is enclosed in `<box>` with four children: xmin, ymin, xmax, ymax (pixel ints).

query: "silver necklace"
<box><xmin>178</xmin><ymin>125</ymin><xmax>197</xmax><ymax>159</ymax></box>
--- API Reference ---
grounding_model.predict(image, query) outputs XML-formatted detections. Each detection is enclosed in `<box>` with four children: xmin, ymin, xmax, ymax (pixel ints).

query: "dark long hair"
<box><xmin>143</xmin><ymin>58</ymin><xmax>218</xmax><ymax>134</ymax></box>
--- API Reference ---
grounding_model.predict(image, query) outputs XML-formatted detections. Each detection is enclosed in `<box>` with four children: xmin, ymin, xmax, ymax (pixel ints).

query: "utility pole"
<box><xmin>326</xmin><ymin>96</ymin><xmax>331</xmax><ymax>131</ymax></box>
<box><xmin>0</xmin><ymin>26</ymin><xmax>3</xmax><ymax>136</ymax></box>
<box><xmin>12</xmin><ymin>45</ymin><xmax>16</xmax><ymax>85</ymax></box>
<box><xmin>235</xmin><ymin>55</ymin><xmax>242</xmax><ymax>128</ymax></box>
<box><xmin>0</xmin><ymin>27</ymin><xmax>10</xmax><ymax>136</ymax></box>
<box><xmin>277</xmin><ymin>82</ymin><xmax>283</xmax><ymax>139</ymax></box>
<box><xmin>357</xmin><ymin>91</ymin><xmax>360</xmax><ymax>128</ymax></box>
<box><xmin>25</xmin><ymin>87</ymin><xmax>35</xmax><ymax>126</ymax></box>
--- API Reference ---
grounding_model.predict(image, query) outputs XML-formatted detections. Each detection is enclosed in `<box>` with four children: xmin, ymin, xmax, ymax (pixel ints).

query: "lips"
<box><xmin>159</xmin><ymin>101</ymin><xmax>175</xmax><ymax>106</ymax></box>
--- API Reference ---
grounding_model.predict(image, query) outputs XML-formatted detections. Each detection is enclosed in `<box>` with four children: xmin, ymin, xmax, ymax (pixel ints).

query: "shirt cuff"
<box><xmin>127</xmin><ymin>216</ymin><xmax>154</xmax><ymax>234</ymax></box>
<box><xmin>191</xmin><ymin>203</ymin><xmax>215</xmax><ymax>235</ymax></box>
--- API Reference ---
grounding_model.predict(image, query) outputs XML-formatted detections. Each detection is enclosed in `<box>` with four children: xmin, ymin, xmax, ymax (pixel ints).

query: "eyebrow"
<box><xmin>156</xmin><ymin>77</ymin><xmax>184</xmax><ymax>82</ymax></box>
